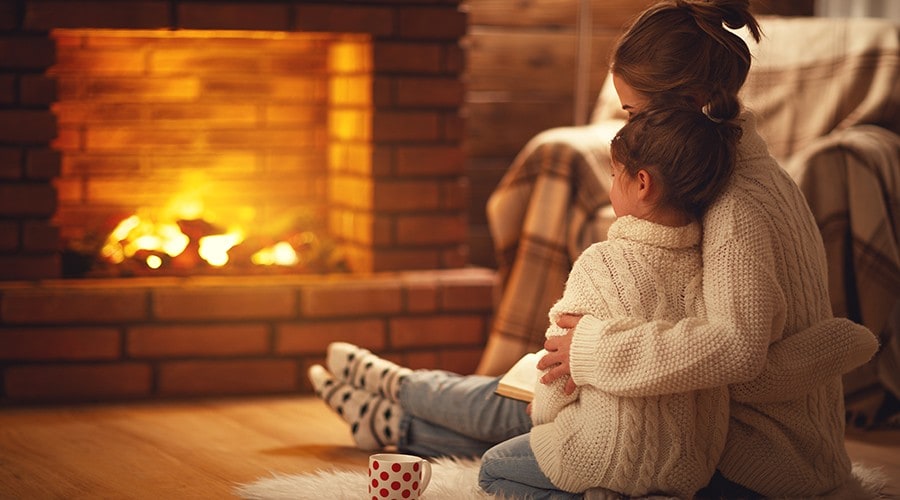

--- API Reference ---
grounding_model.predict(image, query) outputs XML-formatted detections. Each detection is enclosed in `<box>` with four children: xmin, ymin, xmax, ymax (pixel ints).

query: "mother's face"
<box><xmin>612</xmin><ymin>73</ymin><xmax>649</xmax><ymax>119</ymax></box>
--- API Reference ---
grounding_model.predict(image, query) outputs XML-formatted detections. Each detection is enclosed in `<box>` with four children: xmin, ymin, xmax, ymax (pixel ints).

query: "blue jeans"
<box><xmin>479</xmin><ymin>434</ymin><xmax>582</xmax><ymax>500</ymax></box>
<box><xmin>396</xmin><ymin>370</ymin><xmax>532</xmax><ymax>458</ymax></box>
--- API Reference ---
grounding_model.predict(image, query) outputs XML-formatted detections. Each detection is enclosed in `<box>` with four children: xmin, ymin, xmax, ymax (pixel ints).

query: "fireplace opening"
<box><xmin>49</xmin><ymin>29</ymin><xmax>372</xmax><ymax>277</ymax></box>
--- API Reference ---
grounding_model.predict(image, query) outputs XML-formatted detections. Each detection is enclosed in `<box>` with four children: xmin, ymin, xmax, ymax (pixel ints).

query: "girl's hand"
<box><xmin>538</xmin><ymin>314</ymin><xmax>582</xmax><ymax>395</ymax></box>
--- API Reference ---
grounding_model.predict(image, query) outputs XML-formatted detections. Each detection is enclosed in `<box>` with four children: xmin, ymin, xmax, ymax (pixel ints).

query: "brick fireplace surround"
<box><xmin>0</xmin><ymin>0</ymin><xmax>498</xmax><ymax>405</ymax></box>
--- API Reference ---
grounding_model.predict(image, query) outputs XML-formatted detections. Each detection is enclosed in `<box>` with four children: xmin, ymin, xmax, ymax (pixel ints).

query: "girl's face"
<box><xmin>612</xmin><ymin>73</ymin><xmax>649</xmax><ymax>119</ymax></box>
<box><xmin>609</xmin><ymin>158</ymin><xmax>640</xmax><ymax>218</ymax></box>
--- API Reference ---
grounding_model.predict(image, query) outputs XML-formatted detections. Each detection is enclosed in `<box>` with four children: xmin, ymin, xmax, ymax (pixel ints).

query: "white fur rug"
<box><xmin>235</xmin><ymin>457</ymin><xmax>494</xmax><ymax>499</ymax></box>
<box><xmin>234</xmin><ymin>459</ymin><xmax>888</xmax><ymax>500</ymax></box>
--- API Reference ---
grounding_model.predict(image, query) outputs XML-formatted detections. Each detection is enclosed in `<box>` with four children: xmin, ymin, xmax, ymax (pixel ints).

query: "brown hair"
<box><xmin>611</xmin><ymin>0</ymin><xmax>762</xmax><ymax>122</ymax></box>
<box><xmin>610</xmin><ymin>105</ymin><xmax>741</xmax><ymax>219</ymax></box>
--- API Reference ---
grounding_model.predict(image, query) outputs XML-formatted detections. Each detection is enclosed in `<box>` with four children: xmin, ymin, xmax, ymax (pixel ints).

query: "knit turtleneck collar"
<box><xmin>607</xmin><ymin>215</ymin><xmax>700</xmax><ymax>249</ymax></box>
<box><xmin>737</xmin><ymin>110</ymin><xmax>772</xmax><ymax>163</ymax></box>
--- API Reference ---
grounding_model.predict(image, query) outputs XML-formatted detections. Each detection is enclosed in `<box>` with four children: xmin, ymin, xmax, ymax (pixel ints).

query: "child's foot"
<box><xmin>326</xmin><ymin>342</ymin><xmax>412</xmax><ymax>403</ymax></box>
<box><xmin>308</xmin><ymin>364</ymin><xmax>402</xmax><ymax>450</ymax></box>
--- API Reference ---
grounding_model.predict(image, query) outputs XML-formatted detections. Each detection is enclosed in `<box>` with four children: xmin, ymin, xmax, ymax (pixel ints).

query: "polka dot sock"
<box><xmin>326</xmin><ymin>342</ymin><xmax>412</xmax><ymax>403</ymax></box>
<box><xmin>308</xmin><ymin>364</ymin><xmax>402</xmax><ymax>451</ymax></box>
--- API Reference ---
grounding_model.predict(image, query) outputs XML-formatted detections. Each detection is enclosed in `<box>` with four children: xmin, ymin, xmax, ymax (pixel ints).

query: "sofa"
<box><xmin>478</xmin><ymin>16</ymin><xmax>900</xmax><ymax>427</ymax></box>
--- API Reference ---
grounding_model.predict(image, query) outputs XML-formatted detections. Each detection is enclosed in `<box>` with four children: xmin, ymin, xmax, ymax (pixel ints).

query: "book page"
<box><xmin>495</xmin><ymin>350</ymin><xmax>545</xmax><ymax>403</ymax></box>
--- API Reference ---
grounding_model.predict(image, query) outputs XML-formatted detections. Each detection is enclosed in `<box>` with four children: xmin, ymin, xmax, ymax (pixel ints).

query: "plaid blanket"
<box><xmin>477</xmin><ymin>123</ymin><xmax>621</xmax><ymax>374</ymax></box>
<box><xmin>785</xmin><ymin>126</ymin><xmax>900</xmax><ymax>418</ymax></box>
<box><xmin>478</xmin><ymin>15</ymin><xmax>900</xmax><ymax>413</ymax></box>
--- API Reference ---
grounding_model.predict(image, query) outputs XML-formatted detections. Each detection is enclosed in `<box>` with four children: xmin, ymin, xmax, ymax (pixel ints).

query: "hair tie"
<box><xmin>702</xmin><ymin>103</ymin><xmax>724</xmax><ymax>123</ymax></box>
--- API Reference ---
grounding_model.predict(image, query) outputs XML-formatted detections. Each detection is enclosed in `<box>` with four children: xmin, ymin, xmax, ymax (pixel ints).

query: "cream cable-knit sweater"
<box><xmin>530</xmin><ymin>216</ymin><xmax>729</xmax><ymax>498</ymax></box>
<box><xmin>568</xmin><ymin>113</ymin><xmax>864</xmax><ymax>497</ymax></box>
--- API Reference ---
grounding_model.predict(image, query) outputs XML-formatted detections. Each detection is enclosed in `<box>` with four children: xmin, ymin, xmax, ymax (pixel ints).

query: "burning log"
<box><xmin>81</xmin><ymin>211</ymin><xmax>349</xmax><ymax>278</ymax></box>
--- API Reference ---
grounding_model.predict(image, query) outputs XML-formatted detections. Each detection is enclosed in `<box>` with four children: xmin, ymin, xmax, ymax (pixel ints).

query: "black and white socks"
<box><xmin>308</xmin><ymin>342</ymin><xmax>414</xmax><ymax>450</ymax></box>
<box><xmin>308</xmin><ymin>364</ymin><xmax>402</xmax><ymax>450</ymax></box>
<box><xmin>325</xmin><ymin>342</ymin><xmax>412</xmax><ymax>403</ymax></box>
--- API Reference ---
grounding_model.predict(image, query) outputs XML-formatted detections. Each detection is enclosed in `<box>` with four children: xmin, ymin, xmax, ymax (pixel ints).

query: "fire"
<box><xmin>101</xmin><ymin>213</ymin><xmax>310</xmax><ymax>271</ymax></box>
<box><xmin>102</xmin><ymin>214</ymin><xmax>191</xmax><ymax>265</ymax></box>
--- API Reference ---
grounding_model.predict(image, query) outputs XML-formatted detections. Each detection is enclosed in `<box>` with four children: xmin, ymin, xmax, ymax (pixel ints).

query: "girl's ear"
<box><xmin>635</xmin><ymin>168</ymin><xmax>654</xmax><ymax>201</ymax></box>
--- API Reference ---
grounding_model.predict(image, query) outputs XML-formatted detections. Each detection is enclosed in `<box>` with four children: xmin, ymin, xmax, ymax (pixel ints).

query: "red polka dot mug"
<box><xmin>367</xmin><ymin>453</ymin><xmax>432</xmax><ymax>500</ymax></box>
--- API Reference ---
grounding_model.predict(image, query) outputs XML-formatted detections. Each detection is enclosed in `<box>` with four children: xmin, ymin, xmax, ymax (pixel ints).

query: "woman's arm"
<box><xmin>545</xmin><ymin>229</ymin><xmax>786</xmax><ymax>397</ymax></box>
<box><xmin>731</xmin><ymin>317</ymin><xmax>879</xmax><ymax>403</ymax></box>
<box><xmin>544</xmin><ymin>313</ymin><xmax>880</xmax><ymax>400</ymax></box>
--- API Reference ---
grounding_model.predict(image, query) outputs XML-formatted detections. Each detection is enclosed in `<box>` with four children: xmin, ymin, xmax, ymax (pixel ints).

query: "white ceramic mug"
<box><xmin>367</xmin><ymin>453</ymin><xmax>432</xmax><ymax>500</ymax></box>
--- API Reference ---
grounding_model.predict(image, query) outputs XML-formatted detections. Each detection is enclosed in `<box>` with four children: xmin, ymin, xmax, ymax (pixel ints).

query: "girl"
<box><xmin>477</xmin><ymin>104</ymin><xmax>741</xmax><ymax>499</ymax></box>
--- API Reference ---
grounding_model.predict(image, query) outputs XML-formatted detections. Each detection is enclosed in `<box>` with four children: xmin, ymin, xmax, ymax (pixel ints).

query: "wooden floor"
<box><xmin>0</xmin><ymin>396</ymin><xmax>897</xmax><ymax>499</ymax></box>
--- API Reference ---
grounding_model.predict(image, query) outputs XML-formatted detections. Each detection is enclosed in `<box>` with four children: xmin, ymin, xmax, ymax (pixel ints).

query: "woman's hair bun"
<box><xmin>611</xmin><ymin>0</ymin><xmax>762</xmax><ymax>120</ymax></box>
<box><xmin>675</xmin><ymin>0</ymin><xmax>761</xmax><ymax>43</ymax></box>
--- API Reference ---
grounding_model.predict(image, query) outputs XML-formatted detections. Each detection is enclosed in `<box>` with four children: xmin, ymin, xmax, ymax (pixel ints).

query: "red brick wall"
<box><xmin>0</xmin><ymin>268</ymin><xmax>495</xmax><ymax>404</ymax></box>
<box><xmin>0</xmin><ymin>0</ymin><xmax>468</xmax><ymax>279</ymax></box>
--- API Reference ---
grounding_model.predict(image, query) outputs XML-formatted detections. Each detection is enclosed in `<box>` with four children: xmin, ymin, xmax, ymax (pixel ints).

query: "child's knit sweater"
<box><xmin>530</xmin><ymin>216</ymin><xmax>729</xmax><ymax>498</ymax></box>
<box><xmin>567</xmin><ymin>113</ymin><xmax>855</xmax><ymax>497</ymax></box>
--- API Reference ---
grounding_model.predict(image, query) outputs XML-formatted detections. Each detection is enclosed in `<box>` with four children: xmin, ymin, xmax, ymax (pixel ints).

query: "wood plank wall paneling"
<box><xmin>463</xmin><ymin>0</ymin><xmax>815</xmax><ymax>267</ymax></box>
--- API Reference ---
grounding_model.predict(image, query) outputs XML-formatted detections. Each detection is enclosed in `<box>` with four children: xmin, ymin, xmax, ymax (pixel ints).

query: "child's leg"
<box><xmin>478</xmin><ymin>433</ymin><xmax>580</xmax><ymax>500</ymax></box>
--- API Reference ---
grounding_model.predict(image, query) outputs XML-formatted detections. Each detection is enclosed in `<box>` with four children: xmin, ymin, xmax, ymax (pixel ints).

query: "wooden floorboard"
<box><xmin>0</xmin><ymin>397</ymin><xmax>369</xmax><ymax>499</ymax></box>
<box><xmin>0</xmin><ymin>396</ymin><xmax>897</xmax><ymax>499</ymax></box>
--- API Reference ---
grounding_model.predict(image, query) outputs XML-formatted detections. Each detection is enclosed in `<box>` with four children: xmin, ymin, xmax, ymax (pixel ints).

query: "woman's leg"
<box><xmin>397</xmin><ymin>415</ymin><xmax>495</xmax><ymax>458</ymax></box>
<box><xmin>308</xmin><ymin>365</ymin><xmax>402</xmax><ymax>450</ymax></box>
<box><xmin>310</xmin><ymin>363</ymin><xmax>490</xmax><ymax>457</ymax></box>
<box><xmin>479</xmin><ymin>433</ymin><xmax>580</xmax><ymax>500</ymax></box>
<box><xmin>396</xmin><ymin>370</ymin><xmax>534</xmax><ymax>458</ymax></box>
<box><xmin>399</xmin><ymin>370</ymin><xmax>532</xmax><ymax>442</ymax></box>
<box><xmin>317</xmin><ymin>342</ymin><xmax>532</xmax><ymax>457</ymax></box>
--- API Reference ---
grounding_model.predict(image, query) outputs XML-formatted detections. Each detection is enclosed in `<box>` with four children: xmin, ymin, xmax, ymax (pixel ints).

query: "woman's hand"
<box><xmin>538</xmin><ymin>314</ymin><xmax>582</xmax><ymax>395</ymax></box>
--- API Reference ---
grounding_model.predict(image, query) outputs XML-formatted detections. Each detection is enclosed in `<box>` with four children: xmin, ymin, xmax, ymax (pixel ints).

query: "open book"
<box><xmin>495</xmin><ymin>349</ymin><xmax>546</xmax><ymax>403</ymax></box>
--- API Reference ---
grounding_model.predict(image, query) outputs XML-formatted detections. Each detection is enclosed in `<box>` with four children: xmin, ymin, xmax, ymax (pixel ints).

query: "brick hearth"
<box><xmin>0</xmin><ymin>268</ymin><xmax>495</xmax><ymax>404</ymax></box>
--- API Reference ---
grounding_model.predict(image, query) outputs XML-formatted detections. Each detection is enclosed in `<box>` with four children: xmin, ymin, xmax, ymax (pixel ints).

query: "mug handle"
<box><xmin>419</xmin><ymin>459</ymin><xmax>432</xmax><ymax>493</ymax></box>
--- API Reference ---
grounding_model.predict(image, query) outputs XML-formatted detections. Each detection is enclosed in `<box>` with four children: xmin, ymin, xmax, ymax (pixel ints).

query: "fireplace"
<box><xmin>50</xmin><ymin>28</ymin><xmax>372</xmax><ymax>277</ymax></box>
<box><xmin>0</xmin><ymin>0</ymin><xmax>496</xmax><ymax>405</ymax></box>
<box><xmin>2</xmin><ymin>0</ymin><xmax>471</xmax><ymax>280</ymax></box>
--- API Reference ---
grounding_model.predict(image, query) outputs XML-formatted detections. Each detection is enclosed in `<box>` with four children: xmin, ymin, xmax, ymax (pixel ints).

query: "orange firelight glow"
<box><xmin>102</xmin><ymin>212</ymin><xmax>304</xmax><ymax>270</ymax></box>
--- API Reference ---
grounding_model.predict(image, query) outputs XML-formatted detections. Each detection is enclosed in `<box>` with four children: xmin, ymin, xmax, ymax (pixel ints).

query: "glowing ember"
<box><xmin>146</xmin><ymin>254</ymin><xmax>163</xmax><ymax>269</ymax></box>
<box><xmin>198</xmin><ymin>231</ymin><xmax>244</xmax><ymax>267</ymax></box>
<box><xmin>97</xmin><ymin>211</ymin><xmax>342</xmax><ymax>275</ymax></box>
<box><xmin>252</xmin><ymin>241</ymin><xmax>299</xmax><ymax>266</ymax></box>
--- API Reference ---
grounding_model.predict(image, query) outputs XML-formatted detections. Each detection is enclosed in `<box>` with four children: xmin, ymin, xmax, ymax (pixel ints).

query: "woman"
<box><xmin>539</xmin><ymin>0</ymin><xmax>868</xmax><ymax>496</ymax></box>
<box><xmin>308</xmin><ymin>0</ymin><xmax>878</xmax><ymax>496</ymax></box>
